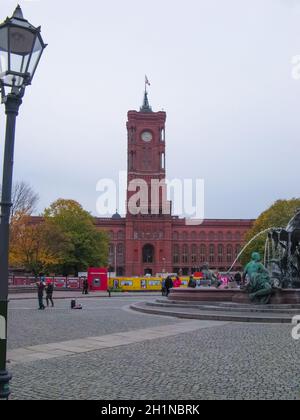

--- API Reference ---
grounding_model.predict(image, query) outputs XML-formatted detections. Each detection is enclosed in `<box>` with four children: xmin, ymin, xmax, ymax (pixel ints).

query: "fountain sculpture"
<box><xmin>266</xmin><ymin>209</ymin><xmax>300</xmax><ymax>289</ymax></box>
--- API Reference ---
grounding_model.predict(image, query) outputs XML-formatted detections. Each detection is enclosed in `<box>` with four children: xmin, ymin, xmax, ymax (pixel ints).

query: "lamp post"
<box><xmin>0</xmin><ymin>6</ymin><xmax>46</xmax><ymax>399</ymax></box>
<box><xmin>162</xmin><ymin>257</ymin><xmax>166</xmax><ymax>274</ymax></box>
<box><xmin>114</xmin><ymin>244</ymin><xmax>117</xmax><ymax>277</ymax></box>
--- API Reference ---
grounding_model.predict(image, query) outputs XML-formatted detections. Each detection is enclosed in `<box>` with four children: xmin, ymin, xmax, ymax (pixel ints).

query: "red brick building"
<box><xmin>95</xmin><ymin>92</ymin><xmax>254</xmax><ymax>276</ymax></box>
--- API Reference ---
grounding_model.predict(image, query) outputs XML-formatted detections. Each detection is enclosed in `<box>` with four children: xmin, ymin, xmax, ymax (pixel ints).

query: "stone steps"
<box><xmin>161</xmin><ymin>299</ymin><xmax>300</xmax><ymax>310</ymax></box>
<box><xmin>130</xmin><ymin>301</ymin><xmax>296</xmax><ymax>323</ymax></box>
<box><xmin>154</xmin><ymin>299</ymin><xmax>300</xmax><ymax>314</ymax></box>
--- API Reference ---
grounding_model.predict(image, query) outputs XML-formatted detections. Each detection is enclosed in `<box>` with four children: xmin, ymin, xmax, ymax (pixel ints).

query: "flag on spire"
<box><xmin>145</xmin><ymin>75</ymin><xmax>151</xmax><ymax>86</ymax></box>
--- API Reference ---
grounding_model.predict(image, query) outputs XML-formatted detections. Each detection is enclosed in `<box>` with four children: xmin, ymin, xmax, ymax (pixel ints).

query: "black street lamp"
<box><xmin>0</xmin><ymin>5</ymin><xmax>46</xmax><ymax>399</ymax></box>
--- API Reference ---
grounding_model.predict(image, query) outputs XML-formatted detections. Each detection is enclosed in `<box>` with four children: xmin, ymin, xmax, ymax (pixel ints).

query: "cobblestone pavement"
<box><xmin>7</xmin><ymin>296</ymin><xmax>175</xmax><ymax>350</ymax></box>
<box><xmin>7</xmin><ymin>297</ymin><xmax>300</xmax><ymax>400</ymax></box>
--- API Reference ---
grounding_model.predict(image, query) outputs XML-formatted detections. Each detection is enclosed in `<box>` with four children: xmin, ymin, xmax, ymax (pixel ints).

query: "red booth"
<box><xmin>87</xmin><ymin>268</ymin><xmax>108</xmax><ymax>291</ymax></box>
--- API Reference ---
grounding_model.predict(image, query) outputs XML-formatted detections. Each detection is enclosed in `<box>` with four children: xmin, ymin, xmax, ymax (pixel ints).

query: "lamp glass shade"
<box><xmin>0</xmin><ymin>26</ymin><xmax>9</xmax><ymax>74</ymax></box>
<box><xmin>0</xmin><ymin>8</ymin><xmax>46</xmax><ymax>89</ymax></box>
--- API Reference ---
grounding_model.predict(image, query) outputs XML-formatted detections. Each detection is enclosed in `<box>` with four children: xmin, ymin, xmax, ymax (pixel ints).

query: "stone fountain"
<box><xmin>130</xmin><ymin>211</ymin><xmax>300</xmax><ymax>322</ymax></box>
<box><xmin>169</xmin><ymin>209</ymin><xmax>300</xmax><ymax>305</ymax></box>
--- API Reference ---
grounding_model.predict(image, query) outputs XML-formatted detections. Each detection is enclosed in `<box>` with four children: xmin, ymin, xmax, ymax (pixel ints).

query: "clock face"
<box><xmin>141</xmin><ymin>131</ymin><xmax>153</xmax><ymax>142</ymax></box>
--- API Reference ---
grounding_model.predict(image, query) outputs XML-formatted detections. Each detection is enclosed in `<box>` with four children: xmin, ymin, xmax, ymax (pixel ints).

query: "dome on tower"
<box><xmin>112</xmin><ymin>211</ymin><xmax>122</xmax><ymax>220</ymax></box>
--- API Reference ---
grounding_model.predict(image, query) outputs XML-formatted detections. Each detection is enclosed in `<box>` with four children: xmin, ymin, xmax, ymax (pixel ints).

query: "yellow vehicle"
<box><xmin>109</xmin><ymin>277</ymin><xmax>189</xmax><ymax>292</ymax></box>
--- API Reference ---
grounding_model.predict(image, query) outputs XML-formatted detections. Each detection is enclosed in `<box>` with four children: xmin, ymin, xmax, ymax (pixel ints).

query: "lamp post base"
<box><xmin>0</xmin><ymin>369</ymin><xmax>12</xmax><ymax>399</ymax></box>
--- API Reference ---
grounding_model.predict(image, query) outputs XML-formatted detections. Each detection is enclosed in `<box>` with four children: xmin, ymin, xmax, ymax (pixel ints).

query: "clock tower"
<box><xmin>126</xmin><ymin>90</ymin><xmax>168</xmax><ymax>216</ymax></box>
<box><xmin>124</xmin><ymin>89</ymin><xmax>173</xmax><ymax>276</ymax></box>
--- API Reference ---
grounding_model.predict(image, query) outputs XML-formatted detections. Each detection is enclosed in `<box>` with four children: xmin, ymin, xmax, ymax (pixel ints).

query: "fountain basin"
<box><xmin>169</xmin><ymin>288</ymin><xmax>300</xmax><ymax>305</ymax></box>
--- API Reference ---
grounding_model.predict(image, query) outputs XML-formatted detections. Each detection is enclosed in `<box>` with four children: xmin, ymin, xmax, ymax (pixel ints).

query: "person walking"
<box><xmin>188</xmin><ymin>275</ymin><xmax>196</xmax><ymax>288</ymax></box>
<box><xmin>37</xmin><ymin>277</ymin><xmax>46</xmax><ymax>310</ymax></box>
<box><xmin>82</xmin><ymin>278</ymin><xmax>89</xmax><ymax>295</ymax></box>
<box><xmin>165</xmin><ymin>276</ymin><xmax>173</xmax><ymax>297</ymax></box>
<box><xmin>46</xmin><ymin>280</ymin><xmax>54</xmax><ymax>307</ymax></box>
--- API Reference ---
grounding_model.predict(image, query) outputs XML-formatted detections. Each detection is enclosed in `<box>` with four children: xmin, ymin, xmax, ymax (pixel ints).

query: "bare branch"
<box><xmin>0</xmin><ymin>181</ymin><xmax>39</xmax><ymax>220</ymax></box>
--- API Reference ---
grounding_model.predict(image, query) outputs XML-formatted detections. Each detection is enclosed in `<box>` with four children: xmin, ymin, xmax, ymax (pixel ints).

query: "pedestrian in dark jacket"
<box><xmin>37</xmin><ymin>279</ymin><xmax>46</xmax><ymax>310</ymax></box>
<box><xmin>165</xmin><ymin>276</ymin><xmax>173</xmax><ymax>297</ymax></box>
<box><xmin>82</xmin><ymin>278</ymin><xmax>89</xmax><ymax>295</ymax></box>
<box><xmin>46</xmin><ymin>281</ymin><xmax>54</xmax><ymax>307</ymax></box>
<box><xmin>234</xmin><ymin>272</ymin><xmax>242</xmax><ymax>286</ymax></box>
<box><xmin>188</xmin><ymin>276</ymin><xmax>196</xmax><ymax>288</ymax></box>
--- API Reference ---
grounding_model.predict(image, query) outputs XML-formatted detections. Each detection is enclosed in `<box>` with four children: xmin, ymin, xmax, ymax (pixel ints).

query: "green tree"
<box><xmin>44</xmin><ymin>199</ymin><xmax>109</xmax><ymax>275</ymax></box>
<box><xmin>241</xmin><ymin>198</ymin><xmax>300</xmax><ymax>266</ymax></box>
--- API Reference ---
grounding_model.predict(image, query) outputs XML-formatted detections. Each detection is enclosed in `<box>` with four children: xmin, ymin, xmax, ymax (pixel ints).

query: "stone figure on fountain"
<box><xmin>269</xmin><ymin>208</ymin><xmax>300</xmax><ymax>288</ymax></box>
<box><xmin>201</xmin><ymin>263</ymin><xmax>222</xmax><ymax>288</ymax></box>
<box><xmin>243</xmin><ymin>252</ymin><xmax>273</xmax><ymax>304</ymax></box>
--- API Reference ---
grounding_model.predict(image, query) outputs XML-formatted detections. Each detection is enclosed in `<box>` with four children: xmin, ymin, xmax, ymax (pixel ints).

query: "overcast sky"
<box><xmin>0</xmin><ymin>0</ymin><xmax>299</xmax><ymax>219</ymax></box>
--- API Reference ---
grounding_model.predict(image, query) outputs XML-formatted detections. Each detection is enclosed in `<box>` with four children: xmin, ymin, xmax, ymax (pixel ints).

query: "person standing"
<box><xmin>234</xmin><ymin>272</ymin><xmax>242</xmax><ymax>287</ymax></box>
<box><xmin>188</xmin><ymin>276</ymin><xmax>196</xmax><ymax>288</ymax></box>
<box><xmin>173</xmin><ymin>276</ymin><xmax>182</xmax><ymax>288</ymax></box>
<box><xmin>165</xmin><ymin>276</ymin><xmax>173</xmax><ymax>297</ymax></box>
<box><xmin>82</xmin><ymin>278</ymin><xmax>89</xmax><ymax>295</ymax></box>
<box><xmin>37</xmin><ymin>277</ymin><xmax>46</xmax><ymax>310</ymax></box>
<box><xmin>46</xmin><ymin>281</ymin><xmax>54</xmax><ymax>307</ymax></box>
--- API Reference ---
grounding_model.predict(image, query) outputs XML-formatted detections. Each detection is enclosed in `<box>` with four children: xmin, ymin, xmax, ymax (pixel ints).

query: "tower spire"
<box><xmin>140</xmin><ymin>76</ymin><xmax>153</xmax><ymax>112</ymax></box>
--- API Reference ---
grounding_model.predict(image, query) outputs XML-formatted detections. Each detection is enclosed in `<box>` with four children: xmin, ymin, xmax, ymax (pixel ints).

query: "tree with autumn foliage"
<box><xmin>240</xmin><ymin>198</ymin><xmax>300</xmax><ymax>266</ymax></box>
<box><xmin>9</xmin><ymin>216</ymin><xmax>71</xmax><ymax>275</ymax></box>
<box><xmin>44</xmin><ymin>199</ymin><xmax>109</xmax><ymax>275</ymax></box>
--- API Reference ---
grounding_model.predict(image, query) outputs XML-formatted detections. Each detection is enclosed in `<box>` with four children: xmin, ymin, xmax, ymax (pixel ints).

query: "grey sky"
<box><xmin>0</xmin><ymin>0</ymin><xmax>299</xmax><ymax>219</ymax></box>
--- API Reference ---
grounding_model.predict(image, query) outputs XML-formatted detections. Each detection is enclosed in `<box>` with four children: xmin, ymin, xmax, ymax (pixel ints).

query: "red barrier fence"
<box><xmin>8</xmin><ymin>276</ymin><xmax>84</xmax><ymax>289</ymax></box>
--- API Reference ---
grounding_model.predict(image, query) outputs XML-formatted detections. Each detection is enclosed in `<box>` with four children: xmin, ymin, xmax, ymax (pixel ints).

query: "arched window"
<box><xmin>200</xmin><ymin>245</ymin><xmax>206</xmax><ymax>263</ymax></box>
<box><xmin>191</xmin><ymin>231</ymin><xmax>197</xmax><ymax>240</ymax></box>
<box><xmin>218</xmin><ymin>244</ymin><xmax>224</xmax><ymax>263</ymax></box>
<box><xmin>227</xmin><ymin>245</ymin><xmax>233</xmax><ymax>263</ymax></box>
<box><xmin>129</xmin><ymin>127</ymin><xmax>135</xmax><ymax>142</ymax></box>
<box><xmin>161</xmin><ymin>153</ymin><xmax>165</xmax><ymax>170</ymax></box>
<box><xmin>227</xmin><ymin>231</ymin><xmax>233</xmax><ymax>241</ymax></box>
<box><xmin>173</xmin><ymin>231</ymin><xmax>178</xmax><ymax>241</ymax></box>
<box><xmin>109</xmin><ymin>231</ymin><xmax>114</xmax><ymax>240</ymax></box>
<box><xmin>108</xmin><ymin>244</ymin><xmax>114</xmax><ymax>265</ymax></box>
<box><xmin>182</xmin><ymin>245</ymin><xmax>189</xmax><ymax>264</ymax></box>
<box><xmin>235</xmin><ymin>244</ymin><xmax>241</xmax><ymax>258</ymax></box>
<box><xmin>218</xmin><ymin>232</ymin><xmax>224</xmax><ymax>241</ymax></box>
<box><xmin>209</xmin><ymin>245</ymin><xmax>215</xmax><ymax>263</ymax></box>
<box><xmin>191</xmin><ymin>245</ymin><xmax>197</xmax><ymax>264</ymax></box>
<box><xmin>173</xmin><ymin>245</ymin><xmax>179</xmax><ymax>264</ymax></box>
<box><xmin>182</xmin><ymin>232</ymin><xmax>188</xmax><ymax>241</ymax></box>
<box><xmin>209</xmin><ymin>232</ymin><xmax>215</xmax><ymax>241</ymax></box>
<box><xmin>200</xmin><ymin>232</ymin><xmax>206</xmax><ymax>241</ymax></box>
<box><xmin>117</xmin><ymin>231</ymin><xmax>124</xmax><ymax>240</ymax></box>
<box><xmin>117</xmin><ymin>244</ymin><xmax>124</xmax><ymax>264</ymax></box>
<box><xmin>143</xmin><ymin>244</ymin><xmax>155</xmax><ymax>264</ymax></box>
<box><xmin>129</xmin><ymin>151</ymin><xmax>134</xmax><ymax>170</ymax></box>
<box><xmin>235</xmin><ymin>231</ymin><xmax>241</xmax><ymax>241</ymax></box>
